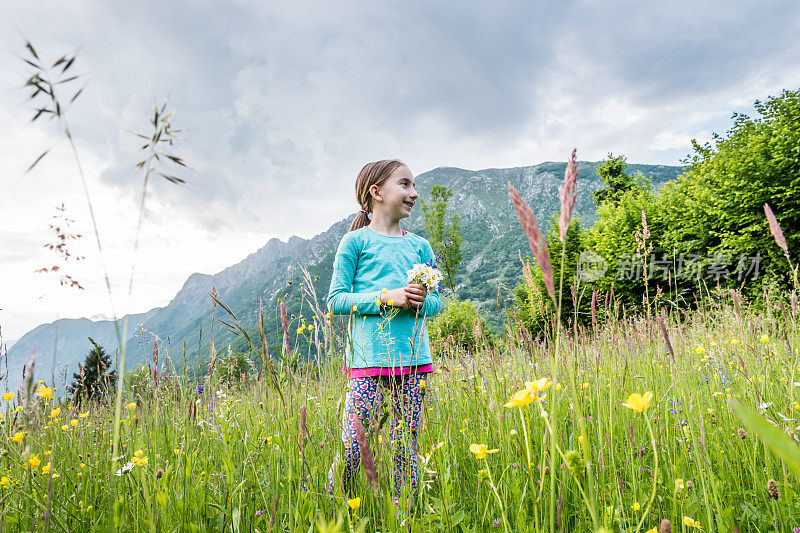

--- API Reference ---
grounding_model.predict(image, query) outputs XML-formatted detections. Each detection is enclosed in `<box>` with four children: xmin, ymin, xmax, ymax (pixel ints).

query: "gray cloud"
<box><xmin>3</xmin><ymin>0</ymin><xmax>800</xmax><ymax>339</ymax></box>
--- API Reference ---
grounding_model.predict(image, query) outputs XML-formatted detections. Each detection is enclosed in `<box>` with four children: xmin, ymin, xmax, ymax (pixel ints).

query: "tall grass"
<box><xmin>7</xmin><ymin>41</ymin><xmax>800</xmax><ymax>533</ymax></box>
<box><xmin>2</xmin><ymin>284</ymin><xmax>799</xmax><ymax>531</ymax></box>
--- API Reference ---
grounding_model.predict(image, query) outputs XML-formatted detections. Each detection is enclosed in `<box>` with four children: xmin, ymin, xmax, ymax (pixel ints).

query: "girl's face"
<box><xmin>370</xmin><ymin>166</ymin><xmax>418</xmax><ymax>219</ymax></box>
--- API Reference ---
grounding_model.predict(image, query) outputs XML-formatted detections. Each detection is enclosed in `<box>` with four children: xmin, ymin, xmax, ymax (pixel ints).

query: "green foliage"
<box><xmin>512</xmin><ymin>218</ymin><xmax>588</xmax><ymax>337</ymax></box>
<box><xmin>658</xmin><ymin>88</ymin><xmax>800</xmax><ymax>298</ymax></box>
<box><xmin>420</xmin><ymin>184</ymin><xmax>463</xmax><ymax>293</ymax></box>
<box><xmin>583</xmin><ymin>90</ymin><xmax>800</xmax><ymax>309</ymax></box>
<box><xmin>583</xmin><ymin>185</ymin><xmax>668</xmax><ymax>310</ymax></box>
<box><xmin>427</xmin><ymin>299</ymin><xmax>495</xmax><ymax>356</ymax></box>
<box><xmin>592</xmin><ymin>154</ymin><xmax>651</xmax><ymax>207</ymax></box>
<box><xmin>127</xmin><ymin>364</ymin><xmax>155</xmax><ymax>398</ymax></box>
<box><xmin>69</xmin><ymin>336</ymin><xmax>117</xmax><ymax>403</ymax></box>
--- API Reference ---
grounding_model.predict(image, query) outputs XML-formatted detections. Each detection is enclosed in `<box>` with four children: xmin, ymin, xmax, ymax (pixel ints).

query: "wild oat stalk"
<box><xmin>112</xmin><ymin>100</ymin><xmax>188</xmax><ymax>493</ymax></box>
<box><xmin>21</xmin><ymin>41</ymin><xmax>122</xmax><ymax>341</ymax></box>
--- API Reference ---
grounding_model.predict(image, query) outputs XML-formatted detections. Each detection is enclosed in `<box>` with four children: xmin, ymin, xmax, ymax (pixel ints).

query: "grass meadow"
<box><xmin>7</xmin><ymin>40</ymin><xmax>800</xmax><ymax>533</ymax></box>
<box><xmin>2</xmin><ymin>287</ymin><xmax>799</xmax><ymax>532</ymax></box>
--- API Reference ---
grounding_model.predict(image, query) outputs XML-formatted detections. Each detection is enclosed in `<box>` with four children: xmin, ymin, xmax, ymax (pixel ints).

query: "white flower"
<box><xmin>406</xmin><ymin>263</ymin><xmax>444</xmax><ymax>291</ymax></box>
<box><xmin>115</xmin><ymin>462</ymin><xmax>134</xmax><ymax>476</ymax></box>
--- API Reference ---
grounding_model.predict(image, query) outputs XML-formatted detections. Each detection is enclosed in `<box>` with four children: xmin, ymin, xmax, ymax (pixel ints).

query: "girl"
<box><xmin>326</xmin><ymin>159</ymin><xmax>442</xmax><ymax>505</ymax></box>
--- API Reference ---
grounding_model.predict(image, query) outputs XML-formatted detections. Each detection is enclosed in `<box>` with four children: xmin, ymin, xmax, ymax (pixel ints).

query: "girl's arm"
<box><xmin>419</xmin><ymin>239</ymin><xmax>442</xmax><ymax>317</ymax></box>
<box><xmin>327</xmin><ymin>233</ymin><xmax>383</xmax><ymax>315</ymax></box>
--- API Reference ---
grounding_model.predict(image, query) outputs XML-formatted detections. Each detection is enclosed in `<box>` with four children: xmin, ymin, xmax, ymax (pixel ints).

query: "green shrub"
<box><xmin>511</xmin><ymin>217</ymin><xmax>590</xmax><ymax>338</ymax></box>
<box><xmin>428</xmin><ymin>299</ymin><xmax>496</xmax><ymax>357</ymax></box>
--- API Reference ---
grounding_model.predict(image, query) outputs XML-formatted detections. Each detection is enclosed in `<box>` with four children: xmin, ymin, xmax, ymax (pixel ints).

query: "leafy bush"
<box><xmin>511</xmin><ymin>217</ymin><xmax>590</xmax><ymax>338</ymax></box>
<box><xmin>428</xmin><ymin>299</ymin><xmax>496</xmax><ymax>356</ymax></box>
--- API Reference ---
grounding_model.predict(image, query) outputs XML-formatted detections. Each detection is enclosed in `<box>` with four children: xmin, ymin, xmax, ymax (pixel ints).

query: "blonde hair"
<box><xmin>348</xmin><ymin>159</ymin><xmax>407</xmax><ymax>232</ymax></box>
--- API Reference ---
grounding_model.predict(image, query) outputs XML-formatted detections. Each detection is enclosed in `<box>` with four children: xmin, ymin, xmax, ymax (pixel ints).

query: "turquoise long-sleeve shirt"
<box><xmin>327</xmin><ymin>226</ymin><xmax>442</xmax><ymax>369</ymax></box>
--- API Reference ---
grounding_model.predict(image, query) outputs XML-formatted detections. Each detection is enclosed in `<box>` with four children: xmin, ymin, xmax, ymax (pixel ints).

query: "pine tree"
<box><xmin>69</xmin><ymin>337</ymin><xmax>117</xmax><ymax>403</ymax></box>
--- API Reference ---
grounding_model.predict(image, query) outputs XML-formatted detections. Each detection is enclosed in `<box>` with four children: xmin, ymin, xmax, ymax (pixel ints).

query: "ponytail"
<box><xmin>347</xmin><ymin>159</ymin><xmax>406</xmax><ymax>232</ymax></box>
<box><xmin>348</xmin><ymin>210</ymin><xmax>371</xmax><ymax>232</ymax></box>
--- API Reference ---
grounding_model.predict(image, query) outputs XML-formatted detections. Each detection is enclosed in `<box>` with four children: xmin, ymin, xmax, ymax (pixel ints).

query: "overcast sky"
<box><xmin>2</xmin><ymin>0</ymin><xmax>799</xmax><ymax>342</ymax></box>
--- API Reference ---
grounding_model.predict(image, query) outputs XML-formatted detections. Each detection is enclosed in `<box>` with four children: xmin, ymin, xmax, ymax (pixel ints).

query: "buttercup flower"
<box><xmin>125</xmin><ymin>402</ymin><xmax>136</xmax><ymax>410</ymax></box>
<box><xmin>49</xmin><ymin>408</ymin><xmax>60</xmax><ymax>418</ymax></box>
<box><xmin>11</xmin><ymin>432</ymin><xmax>24</xmax><ymax>442</ymax></box>
<box><xmin>682</xmin><ymin>516</ymin><xmax>701</xmax><ymax>528</ymax></box>
<box><xmin>503</xmin><ymin>378</ymin><xmax>552</xmax><ymax>407</ymax></box>
<box><xmin>347</xmin><ymin>497</ymin><xmax>361</xmax><ymax>510</ymax></box>
<box><xmin>28</xmin><ymin>455</ymin><xmax>41</xmax><ymax>469</ymax></box>
<box><xmin>469</xmin><ymin>443</ymin><xmax>499</xmax><ymax>459</ymax></box>
<box><xmin>622</xmin><ymin>391</ymin><xmax>653</xmax><ymax>413</ymax></box>
<box><xmin>37</xmin><ymin>386</ymin><xmax>53</xmax><ymax>399</ymax></box>
<box><xmin>2</xmin><ymin>392</ymin><xmax>13</xmax><ymax>401</ymax></box>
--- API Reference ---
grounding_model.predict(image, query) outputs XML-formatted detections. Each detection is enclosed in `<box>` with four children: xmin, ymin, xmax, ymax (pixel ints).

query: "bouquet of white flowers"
<box><xmin>406</xmin><ymin>260</ymin><xmax>444</xmax><ymax>291</ymax></box>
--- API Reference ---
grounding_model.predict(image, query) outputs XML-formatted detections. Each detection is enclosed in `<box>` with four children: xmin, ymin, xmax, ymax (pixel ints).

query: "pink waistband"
<box><xmin>343</xmin><ymin>362</ymin><xmax>434</xmax><ymax>378</ymax></box>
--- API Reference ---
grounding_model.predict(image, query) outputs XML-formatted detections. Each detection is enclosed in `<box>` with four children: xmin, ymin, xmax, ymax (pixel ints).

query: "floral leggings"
<box><xmin>327</xmin><ymin>373</ymin><xmax>425</xmax><ymax>501</ymax></box>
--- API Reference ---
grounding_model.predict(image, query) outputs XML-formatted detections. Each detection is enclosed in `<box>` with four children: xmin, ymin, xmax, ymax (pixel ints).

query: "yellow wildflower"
<box><xmin>683</xmin><ymin>516</ymin><xmax>701</xmax><ymax>528</ymax></box>
<box><xmin>622</xmin><ymin>391</ymin><xmax>653</xmax><ymax>413</ymax></box>
<box><xmin>134</xmin><ymin>449</ymin><xmax>144</xmax><ymax>458</ymax></box>
<box><xmin>632</xmin><ymin>502</ymin><xmax>640</xmax><ymax>511</ymax></box>
<box><xmin>71</xmin><ymin>419</ymin><xmax>79</xmax><ymax>427</ymax></box>
<box><xmin>0</xmin><ymin>476</ymin><xmax>9</xmax><ymax>486</ymax></box>
<box><xmin>469</xmin><ymin>443</ymin><xmax>499</xmax><ymax>459</ymax></box>
<box><xmin>61</xmin><ymin>424</ymin><xmax>69</xmax><ymax>431</ymax></box>
<box><xmin>759</xmin><ymin>334</ymin><xmax>768</xmax><ymax>343</ymax></box>
<box><xmin>503</xmin><ymin>378</ymin><xmax>551</xmax><ymax>407</ymax></box>
<box><xmin>296</xmin><ymin>326</ymin><xmax>304</xmax><ymax>334</ymax></box>
<box><xmin>42</xmin><ymin>462</ymin><xmax>51</xmax><ymax>475</ymax></box>
<box><xmin>352</xmin><ymin>304</ymin><xmax>358</xmax><ymax>312</ymax></box>
<box><xmin>645</xmin><ymin>528</ymin><xmax>657</xmax><ymax>533</ymax></box>
<box><xmin>582</xmin><ymin>382</ymin><xmax>589</xmax><ymax>389</ymax></box>
<box><xmin>11</xmin><ymin>432</ymin><xmax>24</xmax><ymax>442</ymax></box>
<box><xmin>44</xmin><ymin>450</ymin><xmax>51</xmax><ymax>456</ymax></box>
<box><xmin>419</xmin><ymin>379</ymin><xmax>425</xmax><ymax>391</ymax></box>
<box><xmin>555</xmin><ymin>383</ymin><xmax>562</xmax><ymax>391</ymax></box>
<box><xmin>125</xmin><ymin>402</ymin><xmax>136</xmax><ymax>410</ymax></box>
<box><xmin>308</xmin><ymin>324</ymin><xmax>314</xmax><ymax>330</ymax></box>
<box><xmin>731</xmin><ymin>338</ymin><xmax>739</xmax><ymax>345</ymax></box>
<box><xmin>37</xmin><ymin>386</ymin><xmax>53</xmax><ymax>399</ymax></box>
<box><xmin>2</xmin><ymin>392</ymin><xmax>13</xmax><ymax>401</ymax></box>
<box><xmin>79</xmin><ymin>412</ymin><xmax>89</xmax><ymax>418</ymax></box>
<box><xmin>347</xmin><ymin>497</ymin><xmax>361</xmax><ymax>510</ymax></box>
<box><xmin>28</xmin><ymin>455</ymin><xmax>41</xmax><ymax>469</ymax></box>
<box><xmin>694</xmin><ymin>345</ymin><xmax>704</xmax><ymax>354</ymax></box>
<box><xmin>381</xmin><ymin>288</ymin><xmax>388</xmax><ymax>294</ymax></box>
<box><xmin>49</xmin><ymin>408</ymin><xmax>61</xmax><ymax>418</ymax></box>
<box><xmin>386</xmin><ymin>299</ymin><xmax>394</xmax><ymax>306</ymax></box>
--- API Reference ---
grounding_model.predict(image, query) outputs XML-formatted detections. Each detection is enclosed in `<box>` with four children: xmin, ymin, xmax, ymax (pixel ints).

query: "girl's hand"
<box><xmin>404</xmin><ymin>284</ymin><xmax>427</xmax><ymax>310</ymax></box>
<box><xmin>382</xmin><ymin>288</ymin><xmax>410</xmax><ymax>309</ymax></box>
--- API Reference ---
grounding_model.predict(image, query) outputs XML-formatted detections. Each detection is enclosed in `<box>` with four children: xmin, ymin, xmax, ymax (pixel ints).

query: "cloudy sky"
<box><xmin>2</xmin><ymin>0</ymin><xmax>799</xmax><ymax>342</ymax></box>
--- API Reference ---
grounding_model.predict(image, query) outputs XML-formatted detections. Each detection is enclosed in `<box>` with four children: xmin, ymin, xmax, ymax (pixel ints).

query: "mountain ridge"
<box><xmin>5</xmin><ymin>160</ymin><xmax>685</xmax><ymax>387</ymax></box>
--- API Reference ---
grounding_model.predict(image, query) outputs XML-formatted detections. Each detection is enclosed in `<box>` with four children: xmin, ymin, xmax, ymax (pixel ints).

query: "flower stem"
<box><xmin>634</xmin><ymin>414</ymin><xmax>659</xmax><ymax>532</ymax></box>
<box><xmin>484</xmin><ymin>459</ymin><xmax>510</xmax><ymax>532</ymax></box>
